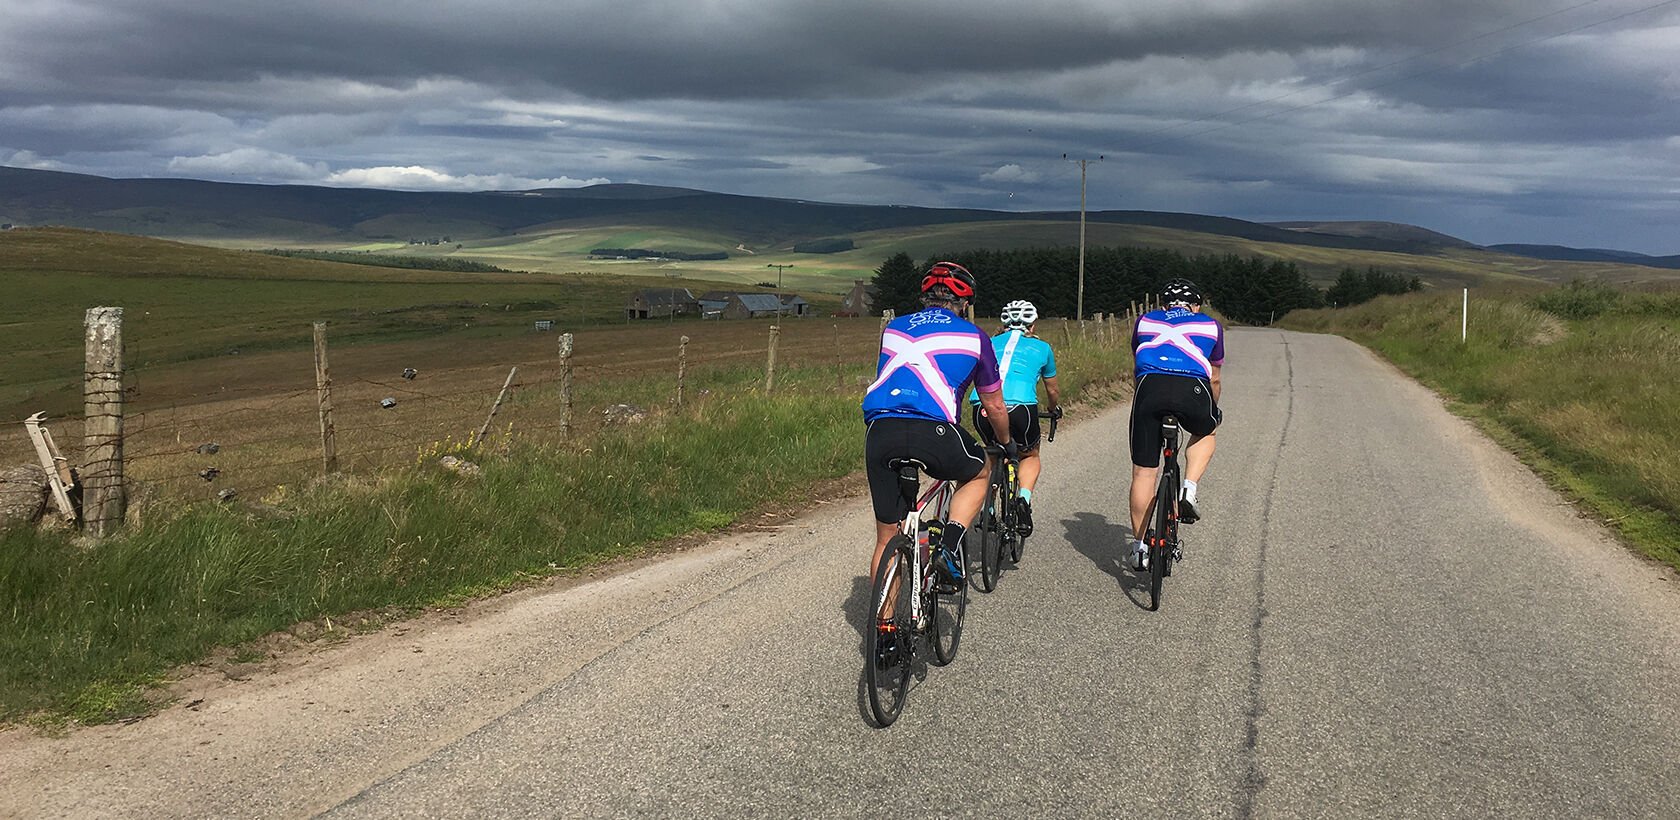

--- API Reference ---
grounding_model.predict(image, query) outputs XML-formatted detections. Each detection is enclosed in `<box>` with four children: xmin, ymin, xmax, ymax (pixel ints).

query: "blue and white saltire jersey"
<box><xmin>968</xmin><ymin>329</ymin><xmax>1057</xmax><ymax>407</ymax></box>
<box><xmin>863</xmin><ymin>307</ymin><xmax>1002</xmax><ymax>424</ymax></box>
<box><xmin>1132</xmin><ymin>308</ymin><xmax>1226</xmax><ymax>379</ymax></box>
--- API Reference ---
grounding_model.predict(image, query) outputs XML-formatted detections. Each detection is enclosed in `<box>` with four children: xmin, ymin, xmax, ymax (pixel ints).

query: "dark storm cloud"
<box><xmin>1</xmin><ymin>0</ymin><xmax>1677</xmax><ymax>253</ymax></box>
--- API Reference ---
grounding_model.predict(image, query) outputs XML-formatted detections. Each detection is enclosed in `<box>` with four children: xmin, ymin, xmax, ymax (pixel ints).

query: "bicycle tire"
<box><xmin>866</xmin><ymin>536</ymin><xmax>913</xmax><ymax>726</ymax></box>
<box><xmin>1007</xmin><ymin>481</ymin><xmax>1025</xmax><ymax>564</ymax></box>
<box><xmin>1148</xmin><ymin>479</ymin><xmax>1172</xmax><ymax>611</ymax></box>
<box><xmin>975</xmin><ymin>490</ymin><xmax>1003</xmax><ymax>593</ymax></box>
<box><xmin>930</xmin><ymin>534</ymin><xmax>967</xmax><ymax>666</ymax></box>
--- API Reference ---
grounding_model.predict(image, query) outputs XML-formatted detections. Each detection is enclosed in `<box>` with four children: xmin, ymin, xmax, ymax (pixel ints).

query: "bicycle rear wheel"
<box><xmin>1147</xmin><ymin>482</ymin><xmax>1172</xmax><ymax>611</ymax></box>
<box><xmin>930</xmin><ymin>536</ymin><xmax>967</xmax><ymax>665</ymax></box>
<box><xmin>866</xmin><ymin>536</ymin><xmax>913</xmax><ymax>726</ymax></box>
<box><xmin>975</xmin><ymin>490</ymin><xmax>1003</xmax><ymax>593</ymax></box>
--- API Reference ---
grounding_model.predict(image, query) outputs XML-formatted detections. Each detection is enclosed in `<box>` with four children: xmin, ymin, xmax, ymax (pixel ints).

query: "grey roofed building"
<box><xmin>777</xmin><ymin>293</ymin><xmax>809</xmax><ymax>317</ymax></box>
<box><xmin>841</xmin><ymin>280</ymin><xmax>878</xmax><ymax>316</ymax></box>
<box><xmin>720</xmin><ymin>293</ymin><xmax>784</xmax><ymax>319</ymax></box>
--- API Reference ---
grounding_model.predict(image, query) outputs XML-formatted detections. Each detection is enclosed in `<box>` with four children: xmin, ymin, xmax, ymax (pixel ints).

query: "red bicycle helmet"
<box><xmin>919</xmin><ymin>262</ymin><xmax>976</xmax><ymax>299</ymax></box>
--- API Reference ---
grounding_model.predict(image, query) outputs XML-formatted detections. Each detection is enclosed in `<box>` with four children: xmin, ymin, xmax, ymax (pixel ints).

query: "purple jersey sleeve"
<box><xmin>972</xmin><ymin>327</ymin><xmax>1002</xmax><ymax>394</ymax></box>
<box><xmin>1209</xmin><ymin>320</ymin><xmax>1225</xmax><ymax>366</ymax></box>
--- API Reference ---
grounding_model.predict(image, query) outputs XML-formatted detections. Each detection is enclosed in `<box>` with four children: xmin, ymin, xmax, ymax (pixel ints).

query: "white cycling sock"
<box><xmin>1182</xmin><ymin>480</ymin><xmax>1198</xmax><ymax>502</ymax></box>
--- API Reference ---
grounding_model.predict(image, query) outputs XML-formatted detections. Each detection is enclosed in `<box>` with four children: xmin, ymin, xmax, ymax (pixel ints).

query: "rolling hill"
<box><xmin>4</xmin><ymin>166</ymin><xmax>1678</xmax><ymax>292</ymax></box>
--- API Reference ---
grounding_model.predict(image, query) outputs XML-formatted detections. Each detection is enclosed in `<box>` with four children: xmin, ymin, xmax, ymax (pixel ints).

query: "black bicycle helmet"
<box><xmin>920</xmin><ymin>261</ymin><xmax>976</xmax><ymax>298</ymax></box>
<box><xmin>1162</xmin><ymin>278</ymin><xmax>1203</xmax><ymax>307</ymax></box>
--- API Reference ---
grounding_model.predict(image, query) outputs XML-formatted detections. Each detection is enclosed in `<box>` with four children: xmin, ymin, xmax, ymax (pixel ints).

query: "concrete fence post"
<box><xmin>676</xmin><ymin>335</ymin><xmax>689</xmax><ymax>406</ymax></box>
<box><xmin>84</xmin><ymin>307</ymin><xmax>125</xmax><ymax>538</ymax></box>
<box><xmin>765</xmin><ymin>325</ymin><xmax>781</xmax><ymax>392</ymax></box>
<box><xmin>558</xmin><ymin>332</ymin><xmax>574</xmax><ymax>439</ymax></box>
<box><xmin>312</xmin><ymin>322</ymin><xmax>338</xmax><ymax>475</ymax></box>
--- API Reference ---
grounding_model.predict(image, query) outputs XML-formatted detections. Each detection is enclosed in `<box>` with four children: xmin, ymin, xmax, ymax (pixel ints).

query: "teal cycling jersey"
<box><xmin>969</xmin><ymin>329</ymin><xmax>1057</xmax><ymax>407</ymax></box>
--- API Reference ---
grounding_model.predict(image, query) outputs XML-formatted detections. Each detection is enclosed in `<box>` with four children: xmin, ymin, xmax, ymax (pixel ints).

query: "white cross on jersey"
<box><xmin>867</xmin><ymin>330</ymin><xmax>983</xmax><ymax>422</ymax></box>
<box><xmin>1136</xmin><ymin>316</ymin><xmax>1219</xmax><ymax>374</ymax></box>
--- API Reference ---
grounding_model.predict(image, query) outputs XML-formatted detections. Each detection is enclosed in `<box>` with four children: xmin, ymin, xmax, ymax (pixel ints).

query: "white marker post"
<box><xmin>1462</xmin><ymin>288</ymin><xmax>1468</xmax><ymax>343</ymax></box>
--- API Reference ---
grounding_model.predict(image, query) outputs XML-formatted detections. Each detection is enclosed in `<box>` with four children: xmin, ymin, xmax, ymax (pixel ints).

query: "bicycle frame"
<box><xmin>884</xmin><ymin>469</ymin><xmax>955</xmax><ymax>631</ymax></box>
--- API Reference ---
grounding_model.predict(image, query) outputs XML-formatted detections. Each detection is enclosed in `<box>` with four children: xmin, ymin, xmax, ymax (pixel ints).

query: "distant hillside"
<box><xmin>0</xmin><ymin>166</ymin><xmax>1471</xmax><ymax>257</ymax></box>
<box><xmin>1268</xmin><ymin>221</ymin><xmax>1479</xmax><ymax>249</ymax></box>
<box><xmin>1486</xmin><ymin>244</ymin><xmax>1680</xmax><ymax>270</ymax></box>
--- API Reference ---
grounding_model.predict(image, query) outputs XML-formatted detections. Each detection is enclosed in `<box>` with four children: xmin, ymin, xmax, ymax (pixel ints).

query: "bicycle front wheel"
<box><xmin>975</xmin><ymin>490</ymin><xmax>1003</xmax><ymax>593</ymax></box>
<box><xmin>866</xmin><ymin>536</ymin><xmax>913</xmax><ymax>726</ymax></box>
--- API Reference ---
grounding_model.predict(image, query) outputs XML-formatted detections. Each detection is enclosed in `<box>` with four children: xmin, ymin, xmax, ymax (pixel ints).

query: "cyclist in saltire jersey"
<box><xmin>1127</xmin><ymin>278</ymin><xmax>1224</xmax><ymax>570</ymax></box>
<box><xmin>863</xmin><ymin>262</ymin><xmax>1017</xmax><ymax>591</ymax></box>
<box><xmin>969</xmin><ymin>300</ymin><xmax>1061</xmax><ymax>536</ymax></box>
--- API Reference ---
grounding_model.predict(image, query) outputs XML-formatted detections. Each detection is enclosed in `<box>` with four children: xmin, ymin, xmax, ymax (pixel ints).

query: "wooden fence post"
<box><xmin>84</xmin><ymin>307</ymin><xmax>125</xmax><ymax>537</ymax></box>
<box><xmin>312</xmin><ymin>322</ymin><xmax>338</xmax><ymax>475</ymax></box>
<box><xmin>558</xmin><ymin>332</ymin><xmax>574</xmax><ymax>439</ymax></box>
<box><xmin>880</xmin><ymin>309</ymin><xmax>895</xmax><ymax>331</ymax></box>
<box><xmin>676</xmin><ymin>335</ymin><xmax>689</xmax><ymax>406</ymax></box>
<box><xmin>832</xmin><ymin>322</ymin><xmax>843</xmax><ymax>390</ymax></box>
<box><xmin>476</xmin><ymin>367</ymin><xmax>517</xmax><ymax>446</ymax></box>
<box><xmin>765</xmin><ymin>325</ymin><xmax>781</xmax><ymax>392</ymax></box>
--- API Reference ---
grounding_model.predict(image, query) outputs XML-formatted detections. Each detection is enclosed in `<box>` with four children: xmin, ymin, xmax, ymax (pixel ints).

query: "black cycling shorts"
<box><xmin>1130</xmin><ymin>373</ymin><xmax>1221</xmax><ymax>468</ymax></box>
<box><xmin>970</xmin><ymin>403</ymin><xmax>1041</xmax><ymax>451</ymax></box>
<box><xmin>864</xmin><ymin>416</ymin><xmax>987</xmax><ymax>524</ymax></box>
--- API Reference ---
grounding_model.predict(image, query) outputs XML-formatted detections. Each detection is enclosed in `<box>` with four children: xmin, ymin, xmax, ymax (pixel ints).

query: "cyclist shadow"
<box><xmin>1061</xmin><ymin>512</ymin><xmax>1154</xmax><ymax>610</ymax></box>
<box><xmin>842</xmin><ymin>570</ymin><xmax>932</xmax><ymax>727</ymax></box>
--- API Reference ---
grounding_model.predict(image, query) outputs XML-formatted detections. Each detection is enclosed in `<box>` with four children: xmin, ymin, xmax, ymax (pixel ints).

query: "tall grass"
<box><xmin>0</xmin><ymin>324</ymin><xmax>1131</xmax><ymax>724</ymax></box>
<box><xmin>1282</xmin><ymin>285</ymin><xmax>1680</xmax><ymax>568</ymax></box>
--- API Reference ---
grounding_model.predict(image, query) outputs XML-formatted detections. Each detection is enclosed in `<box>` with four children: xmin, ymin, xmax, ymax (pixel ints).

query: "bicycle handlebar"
<box><xmin>1037</xmin><ymin>408</ymin><xmax>1063</xmax><ymax>442</ymax></box>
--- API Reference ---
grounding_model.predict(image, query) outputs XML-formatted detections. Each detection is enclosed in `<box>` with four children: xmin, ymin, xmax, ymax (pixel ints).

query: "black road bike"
<box><xmin>865</xmin><ymin>459</ymin><xmax>968</xmax><ymax>727</ymax></box>
<box><xmin>1138</xmin><ymin>415</ymin><xmax>1184</xmax><ymax>612</ymax></box>
<box><xmin>972</xmin><ymin>410</ymin><xmax>1060</xmax><ymax>593</ymax></box>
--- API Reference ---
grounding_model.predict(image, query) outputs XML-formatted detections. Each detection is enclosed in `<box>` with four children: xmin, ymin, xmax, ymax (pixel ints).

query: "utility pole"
<box><xmin>1064</xmin><ymin>154</ymin><xmax>1102</xmax><ymax>322</ymax></box>
<box><xmin>767</xmin><ymin>263</ymin><xmax>793</xmax><ymax>319</ymax></box>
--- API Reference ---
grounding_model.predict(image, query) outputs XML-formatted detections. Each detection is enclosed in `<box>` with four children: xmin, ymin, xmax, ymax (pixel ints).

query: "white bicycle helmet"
<box><xmin>1001</xmin><ymin>300</ymin><xmax>1038</xmax><ymax>329</ymax></box>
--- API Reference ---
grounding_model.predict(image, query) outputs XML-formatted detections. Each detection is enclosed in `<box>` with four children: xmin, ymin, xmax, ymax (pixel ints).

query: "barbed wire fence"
<box><xmin>2</xmin><ymin>306</ymin><xmax>1142</xmax><ymax>536</ymax></box>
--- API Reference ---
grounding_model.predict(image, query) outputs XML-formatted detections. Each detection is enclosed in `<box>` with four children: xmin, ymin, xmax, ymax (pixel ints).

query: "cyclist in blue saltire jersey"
<box><xmin>863</xmin><ymin>262</ymin><xmax>1017</xmax><ymax>592</ymax></box>
<box><xmin>969</xmin><ymin>300</ymin><xmax>1061</xmax><ymax>536</ymax></box>
<box><xmin>1127</xmin><ymin>278</ymin><xmax>1224</xmax><ymax>571</ymax></box>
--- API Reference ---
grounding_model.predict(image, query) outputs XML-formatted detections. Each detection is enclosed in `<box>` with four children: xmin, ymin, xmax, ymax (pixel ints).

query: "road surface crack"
<box><xmin>1236</xmin><ymin>331</ymin><xmax>1292</xmax><ymax>818</ymax></box>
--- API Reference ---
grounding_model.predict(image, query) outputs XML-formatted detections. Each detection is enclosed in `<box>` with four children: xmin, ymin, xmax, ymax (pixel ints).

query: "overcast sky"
<box><xmin>3</xmin><ymin>0</ymin><xmax>1677</xmax><ymax>254</ymax></box>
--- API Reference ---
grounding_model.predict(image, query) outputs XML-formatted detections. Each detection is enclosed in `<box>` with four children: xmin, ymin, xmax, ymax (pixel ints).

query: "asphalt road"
<box><xmin>7</xmin><ymin>327</ymin><xmax>1680</xmax><ymax>818</ymax></box>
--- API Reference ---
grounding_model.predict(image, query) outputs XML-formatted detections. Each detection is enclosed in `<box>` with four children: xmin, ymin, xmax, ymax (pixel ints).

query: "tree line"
<box><xmin>870</xmin><ymin>248</ymin><xmax>1424</xmax><ymax>325</ymax></box>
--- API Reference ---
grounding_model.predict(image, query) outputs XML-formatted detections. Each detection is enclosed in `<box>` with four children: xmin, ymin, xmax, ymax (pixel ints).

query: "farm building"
<box><xmin>625</xmin><ymin>288</ymin><xmax>700</xmax><ymax>319</ymax></box>
<box><xmin>720</xmin><ymin>293</ymin><xmax>785</xmax><ymax>319</ymax></box>
<box><xmin>840</xmin><ymin>280</ymin><xmax>877</xmax><ymax>316</ymax></box>
<box><xmin>697</xmin><ymin>291</ymin><xmax>809</xmax><ymax>319</ymax></box>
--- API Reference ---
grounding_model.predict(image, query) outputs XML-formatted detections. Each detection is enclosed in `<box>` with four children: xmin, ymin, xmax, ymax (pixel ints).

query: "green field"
<box><xmin>0</xmin><ymin>227</ymin><xmax>839</xmax><ymax>416</ymax></box>
<box><xmin>190</xmin><ymin>218</ymin><xmax>1680</xmax><ymax>296</ymax></box>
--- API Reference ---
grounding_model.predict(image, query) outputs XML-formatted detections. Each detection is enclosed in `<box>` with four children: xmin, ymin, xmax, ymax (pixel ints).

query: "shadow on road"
<box><xmin>1061</xmin><ymin>511</ymin><xmax>1154</xmax><ymax>609</ymax></box>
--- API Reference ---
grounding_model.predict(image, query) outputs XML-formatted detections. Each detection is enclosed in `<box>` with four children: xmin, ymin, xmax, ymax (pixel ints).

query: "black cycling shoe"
<box><xmin>1018</xmin><ymin>499</ymin><xmax>1034</xmax><ymax>537</ymax></box>
<box><xmin>934</xmin><ymin>547</ymin><xmax>965</xmax><ymax>591</ymax></box>
<box><xmin>1178</xmin><ymin>494</ymin><xmax>1201</xmax><ymax>524</ymax></box>
<box><xmin>873</xmin><ymin>623</ymin><xmax>900</xmax><ymax>668</ymax></box>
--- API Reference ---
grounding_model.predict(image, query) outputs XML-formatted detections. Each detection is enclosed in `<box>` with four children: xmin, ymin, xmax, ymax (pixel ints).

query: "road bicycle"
<box><xmin>972</xmin><ymin>409</ymin><xmax>1060</xmax><ymax>593</ymax></box>
<box><xmin>1137</xmin><ymin>414</ymin><xmax>1184</xmax><ymax>612</ymax></box>
<box><xmin>865</xmin><ymin>458</ymin><xmax>969</xmax><ymax>727</ymax></box>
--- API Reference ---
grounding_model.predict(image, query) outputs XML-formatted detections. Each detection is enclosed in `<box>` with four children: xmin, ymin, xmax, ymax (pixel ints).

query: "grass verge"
<box><xmin>1281</xmin><ymin>283</ymin><xmax>1680</xmax><ymax>571</ymax></box>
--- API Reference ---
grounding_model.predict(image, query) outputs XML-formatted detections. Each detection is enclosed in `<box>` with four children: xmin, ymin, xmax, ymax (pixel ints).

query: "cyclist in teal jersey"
<box><xmin>969</xmin><ymin>300</ymin><xmax>1061</xmax><ymax>536</ymax></box>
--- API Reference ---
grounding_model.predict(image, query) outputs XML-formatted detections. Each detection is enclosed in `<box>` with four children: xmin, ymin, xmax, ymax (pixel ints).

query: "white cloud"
<box><xmin>167</xmin><ymin>148</ymin><xmax>327</xmax><ymax>180</ymax></box>
<box><xmin>981</xmin><ymin>163</ymin><xmax>1039</xmax><ymax>183</ymax></box>
<box><xmin>321</xmin><ymin>165</ymin><xmax>609</xmax><ymax>190</ymax></box>
<box><xmin>4</xmin><ymin>149</ymin><xmax>64</xmax><ymax>170</ymax></box>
